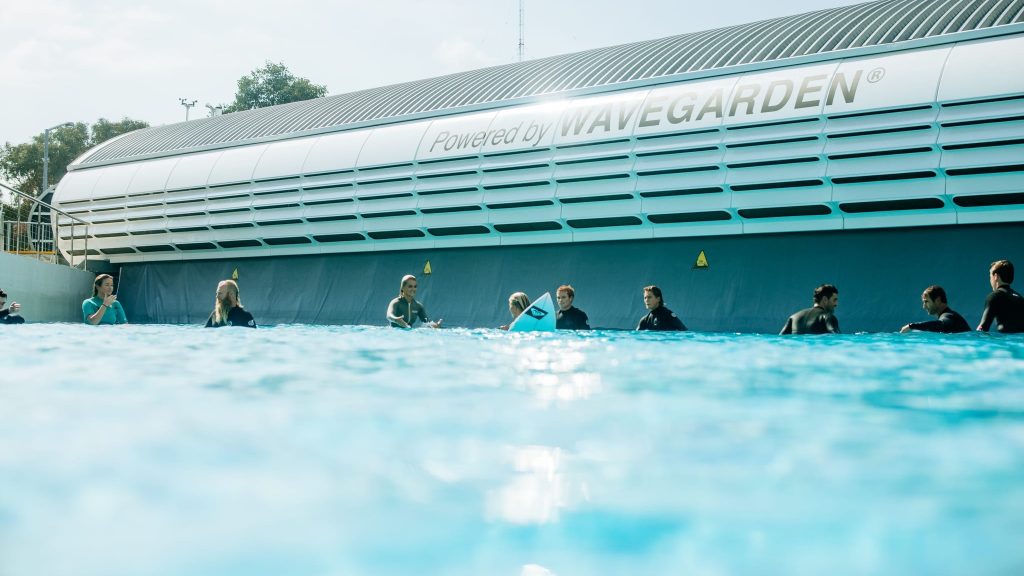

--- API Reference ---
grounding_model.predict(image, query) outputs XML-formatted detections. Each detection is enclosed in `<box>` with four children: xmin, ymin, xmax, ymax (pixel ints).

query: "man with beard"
<box><xmin>205</xmin><ymin>279</ymin><xmax>256</xmax><ymax>328</ymax></box>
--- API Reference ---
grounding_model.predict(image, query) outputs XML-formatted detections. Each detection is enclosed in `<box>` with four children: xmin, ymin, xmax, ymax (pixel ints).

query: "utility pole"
<box><xmin>179</xmin><ymin>98</ymin><xmax>197</xmax><ymax>121</ymax></box>
<box><xmin>518</xmin><ymin>0</ymin><xmax>525</xmax><ymax>62</ymax></box>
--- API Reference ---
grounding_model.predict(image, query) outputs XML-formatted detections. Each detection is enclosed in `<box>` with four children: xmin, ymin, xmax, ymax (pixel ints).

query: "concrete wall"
<box><xmin>0</xmin><ymin>252</ymin><xmax>97</xmax><ymax>322</ymax></box>
<box><xmin>116</xmin><ymin>222</ymin><xmax>1024</xmax><ymax>333</ymax></box>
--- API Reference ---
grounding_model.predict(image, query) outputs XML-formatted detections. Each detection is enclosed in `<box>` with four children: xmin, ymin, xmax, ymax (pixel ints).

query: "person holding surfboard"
<box><xmin>637</xmin><ymin>285</ymin><xmax>686</xmax><ymax>331</ymax></box>
<box><xmin>500</xmin><ymin>292</ymin><xmax>530</xmax><ymax>330</ymax></box>
<box><xmin>386</xmin><ymin>274</ymin><xmax>441</xmax><ymax>329</ymax></box>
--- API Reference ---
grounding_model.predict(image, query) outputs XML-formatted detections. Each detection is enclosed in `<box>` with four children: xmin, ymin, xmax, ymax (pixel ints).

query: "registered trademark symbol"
<box><xmin>867</xmin><ymin>67</ymin><xmax>886</xmax><ymax>83</ymax></box>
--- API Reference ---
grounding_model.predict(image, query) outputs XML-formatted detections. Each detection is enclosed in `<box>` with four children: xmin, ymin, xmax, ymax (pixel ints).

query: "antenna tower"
<box><xmin>517</xmin><ymin>0</ymin><xmax>525</xmax><ymax>62</ymax></box>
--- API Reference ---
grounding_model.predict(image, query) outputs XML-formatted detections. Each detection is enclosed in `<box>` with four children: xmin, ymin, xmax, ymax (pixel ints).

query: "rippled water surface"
<box><xmin>2</xmin><ymin>324</ymin><xmax>1023</xmax><ymax>576</ymax></box>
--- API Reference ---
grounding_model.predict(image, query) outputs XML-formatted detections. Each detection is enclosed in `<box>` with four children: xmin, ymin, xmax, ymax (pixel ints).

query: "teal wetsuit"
<box><xmin>82</xmin><ymin>297</ymin><xmax>127</xmax><ymax>325</ymax></box>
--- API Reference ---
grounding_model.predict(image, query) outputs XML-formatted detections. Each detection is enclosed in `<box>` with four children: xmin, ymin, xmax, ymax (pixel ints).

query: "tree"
<box><xmin>223</xmin><ymin>61</ymin><xmax>327</xmax><ymax>113</ymax></box>
<box><xmin>0</xmin><ymin>117</ymin><xmax>148</xmax><ymax>199</ymax></box>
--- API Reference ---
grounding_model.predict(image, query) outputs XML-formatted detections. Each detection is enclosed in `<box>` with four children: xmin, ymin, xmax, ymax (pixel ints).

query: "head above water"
<box><xmin>508</xmin><ymin>292</ymin><xmax>530</xmax><ymax>318</ymax></box>
<box><xmin>556</xmin><ymin>285</ymin><xmax>575</xmax><ymax>311</ymax></box>
<box><xmin>399</xmin><ymin>275</ymin><xmax>418</xmax><ymax>299</ymax></box>
<box><xmin>0</xmin><ymin>288</ymin><xmax>6</xmax><ymax>308</ymax></box>
<box><xmin>990</xmin><ymin>260</ymin><xmax>1014</xmax><ymax>288</ymax></box>
<box><xmin>92</xmin><ymin>274</ymin><xmax>114</xmax><ymax>298</ymax></box>
<box><xmin>921</xmin><ymin>285</ymin><xmax>949</xmax><ymax>316</ymax></box>
<box><xmin>642</xmin><ymin>285</ymin><xmax>663</xmax><ymax>310</ymax></box>
<box><xmin>813</xmin><ymin>284</ymin><xmax>839</xmax><ymax>313</ymax></box>
<box><xmin>214</xmin><ymin>279</ymin><xmax>241</xmax><ymax>324</ymax></box>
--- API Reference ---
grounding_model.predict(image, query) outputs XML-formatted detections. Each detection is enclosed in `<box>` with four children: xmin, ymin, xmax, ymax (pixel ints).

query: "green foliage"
<box><xmin>0</xmin><ymin>117</ymin><xmax>148</xmax><ymax>198</ymax></box>
<box><xmin>223</xmin><ymin>61</ymin><xmax>327</xmax><ymax>113</ymax></box>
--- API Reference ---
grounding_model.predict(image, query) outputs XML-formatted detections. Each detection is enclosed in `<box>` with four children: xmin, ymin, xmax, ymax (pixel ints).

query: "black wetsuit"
<box><xmin>637</xmin><ymin>305</ymin><xmax>687</xmax><ymax>331</ymax></box>
<box><xmin>556</xmin><ymin>306</ymin><xmax>590</xmax><ymax>330</ymax></box>
<box><xmin>0</xmin><ymin>309</ymin><xmax>25</xmax><ymax>324</ymax></box>
<box><xmin>205</xmin><ymin>306</ymin><xmax>256</xmax><ymax>328</ymax></box>
<box><xmin>906</xmin><ymin>309</ymin><xmax>971</xmax><ymax>334</ymax></box>
<box><xmin>387</xmin><ymin>297</ymin><xmax>430</xmax><ymax>328</ymax></box>
<box><xmin>780</xmin><ymin>306</ymin><xmax>839</xmax><ymax>335</ymax></box>
<box><xmin>978</xmin><ymin>285</ymin><xmax>1024</xmax><ymax>333</ymax></box>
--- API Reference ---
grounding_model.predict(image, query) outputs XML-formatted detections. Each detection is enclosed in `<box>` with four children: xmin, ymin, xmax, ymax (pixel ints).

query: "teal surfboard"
<box><xmin>508</xmin><ymin>292</ymin><xmax>556</xmax><ymax>332</ymax></box>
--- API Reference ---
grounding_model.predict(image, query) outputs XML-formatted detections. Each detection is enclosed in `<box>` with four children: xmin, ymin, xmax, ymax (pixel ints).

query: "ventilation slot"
<box><xmin>253</xmin><ymin>176</ymin><xmax>301</xmax><ymax>185</ymax></box>
<box><xmin>942</xmin><ymin>138</ymin><xmax>1024</xmax><ymax>151</ymax></box>
<box><xmin>482</xmin><ymin>163</ymin><xmax>549</xmax><ymax>173</ymax></box>
<box><xmin>263</xmin><ymin>236</ymin><xmax>312</xmax><ymax>246</ymax></box>
<box><xmin>418</xmin><ymin>155</ymin><xmax>477</xmax><ymax>165</ymax></box>
<box><xmin>946</xmin><ymin>164</ymin><xmax>1024</xmax><ymax>177</ymax></box>
<box><xmin>256</xmin><ymin>219</ymin><xmax>303</xmax><ymax>226</ymax></box>
<box><xmin>175</xmin><ymin>242</ymin><xmax>217</xmax><ymax>251</ymax></box>
<box><xmin>487</xmin><ymin>200</ymin><xmax>553</xmax><ymax>209</ymax></box>
<box><xmin>640</xmin><ymin>186</ymin><xmax>723</xmax><ymax>198</ymax></box>
<box><xmin>556</xmin><ymin>138</ymin><xmax>630</xmax><ymax>150</ymax></box>
<box><xmin>69</xmin><ymin>249</ymin><xmax>101</xmax><ymax>256</ymax></box>
<box><xmin>304</xmin><ymin>183</ymin><xmax>353</xmax><ymax>191</ymax></box>
<box><xmin>953</xmin><ymin>193</ymin><xmax>1024</xmax><ymax>207</ymax></box>
<box><xmin>647</xmin><ymin>211</ymin><xmax>732</xmax><ymax>223</ymax></box>
<box><xmin>827</xmin><ymin>125</ymin><xmax>931</xmax><ymax>139</ymax></box>
<box><xmin>94</xmin><ymin>232</ymin><xmax>129</xmax><ymax>238</ymax></box>
<box><xmin>127</xmin><ymin>215</ymin><xmax>163</xmax><ymax>221</ymax></box>
<box><xmin>839</xmin><ymin>198</ymin><xmax>944</xmax><ymax>213</ymax></box>
<box><xmin>131</xmin><ymin>229</ymin><xmax>166</xmax><ymax>235</ymax></box>
<box><xmin>417</xmin><ymin>187</ymin><xmax>478</xmax><ymax>196</ymax></box>
<box><xmin>209</xmin><ymin>182</ymin><xmax>248</xmax><ymax>189</ymax></box>
<box><xmin>211</xmin><ymin>223</ymin><xmax>254</xmax><ymax>229</ymax></box>
<box><xmin>738</xmin><ymin>205</ymin><xmax>831</xmax><ymax>218</ymax></box>
<box><xmin>362</xmin><ymin>210</ymin><xmax>416</xmax><ymax>219</ymax></box>
<box><xmin>304</xmin><ymin>198</ymin><xmax>354</xmax><ymax>206</ymax></box>
<box><xmin>483</xmin><ymin>148</ymin><xmax>544</xmax><ymax>158</ymax></box>
<box><xmin>218</xmin><ymin>240</ymin><xmax>263</xmax><ymax>248</ymax></box>
<box><xmin>135</xmin><ymin>245</ymin><xmax>175</xmax><ymax>253</ymax></box>
<box><xmin>307</xmin><ymin>215</ymin><xmax>357</xmax><ymax>223</ymax></box>
<box><xmin>727</xmin><ymin>117</ymin><xmax>819</xmax><ymax>130</ymax></box>
<box><xmin>357</xmin><ymin>176</ymin><xmax>412</xmax><ymax>186</ymax></box>
<box><xmin>827</xmin><ymin>104</ymin><xmax>932</xmax><ymax>120</ymax></box>
<box><xmin>566</xmin><ymin>216</ymin><xmax>643</xmax><ymax>229</ymax></box>
<box><xmin>168</xmin><ymin>226</ymin><xmax>208</xmax><ymax>233</ymax></box>
<box><xmin>314</xmin><ymin>233</ymin><xmax>366</xmax><ymax>243</ymax></box>
<box><xmin>208</xmin><ymin>194</ymin><xmax>250</xmax><ymax>202</ymax></box>
<box><xmin>99</xmin><ymin>247</ymin><xmax>136</xmax><ymax>255</ymax></box>
<box><xmin>726</xmin><ymin>136</ymin><xmax>817</xmax><ymax>149</ymax></box>
<box><xmin>359</xmin><ymin>162</ymin><xmax>413</xmax><ymax>172</ymax></box>
<box><xmin>831</xmin><ymin>171</ymin><xmax>936</xmax><ymax>184</ymax></box>
<box><xmin>636</xmin><ymin>145</ymin><xmax>718</xmax><ymax>157</ymax></box>
<box><xmin>636</xmin><ymin>128</ymin><xmax>718</xmax><ymax>141</ymax></box>
<box><xmin>727</xmin><ymin>157</ymin><xmax>819</xmax><ymax>169</ymax></box>
<box><xmin>356</xmin><ymin>192</ymin><xmax>412</xmax><ymax>201</ymax></box>
<box><xmin>367</xmin><ymin>229</ymin><xmax>425</xmax><ymax>239</ymax></box>
<box><xmin>254</xmin><ymin>188</ymin><xmax>299</xmax><ymax>196</ymax></box>
<box><xmin>828</xmin><ymin>147</ymin><xmax>932</xmax><ymax>160</ymax></box>
<box><xmin>418</xmin><ymin>170</ymin><xmax>478</xmax><ymax>179</ymax></box>
<box><xmin>559</xmin><ymin>194</ymin><xmax>633</xmax><ymax>204</ymax></box>
<box><xmin>731</xmin><ymin>179</ymin><xmax>823</xmax><ymax>192</ymax></box>
<box><xmin>304</xmin><ymin>169</ymin><xmax>354</xmax><ymax>178</ymax></box>
<box><xmin>940</xmin><ymin>115</ymin><xmax>1024</xmax><ymax>128</ymax></box>
<box><xmin>427</xmin><ymin>225</ymin><xmax>491</xmax><ymax>236</ymax></box>
<box><xmin>493</xmin><ymin>221</ymin><xmax>562</xmax><ymax>233</ymax></box>
<box><xmin>209</xmin><ymin>208</ymin><xmax>250</xmax><ymax>215</ymax></box>
<box><xmin>420</xmin><ymin>205</ymin><xmax>482</xmax><ymax>214</ymax></box>
<box><xmin>637</xmin><ymin>165</ymin><xmax>719</xmax><ymax>177</ymax></box>
<box><xmin>555</xmin><ymin>154</ymin><xmax>630</xmax><ymax>166</ymax></box>
<box><xmin>941</xmin><ymin>95</ymin><xmax>1024</xmax><ymax>108</ymax></box>
<box><xmin>254</xmin><ymin>203</ymin><xmax>301</xmax><ymax>210</ymax></box>
<box><xmin>556</xmin><ymin>173</ymin><xmax>630</xmax><ymax>184</ymax></box>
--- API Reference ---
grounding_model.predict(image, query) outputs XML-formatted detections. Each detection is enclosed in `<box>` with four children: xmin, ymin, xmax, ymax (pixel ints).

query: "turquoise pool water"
<box><xmin>1</xmin><ymin>325</ymin><xmax>1023</xmax><ymax>576</ymax></box>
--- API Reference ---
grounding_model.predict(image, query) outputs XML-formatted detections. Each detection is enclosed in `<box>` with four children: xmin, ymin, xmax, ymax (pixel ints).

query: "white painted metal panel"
<box><xmin>165</xmin><ymin>151</ymin><xmax>220</xmax><ymax>191</ymax></box>
<box><xmin>416</xmin><ymin>110</ymin><xmax>497</xmax><ymax>161</ymax></box>
<box><xmin>253</xmin><ymin>138</ymin><xmax>316</xmax><ymax>181</ymax></box>
<box><xmin>634</xmin><ymin>77</ymin><xmax>737</xmax><ymax>138</ymax></box>
<box><xmin>358</xmin><ymin>122</ymin><xmax>430</xmax><ymax>168</ymax></box>
<box><xmin>723</xmin><ymin>63</ymin><xmax>838</xmax><ymax>126</ymax></box>
<box><xmin>303</xmin><ymin>130</ymin><xmax>369</xmax><ymax>175</ymax></box>
<box><xmin>553</xmin><ymin>90</ymin><xmax>648</xmax><ymax>146</ymax></box>
<box><xmin>126</xmin><ymin>157</ymin><xmax>178</xmax><ymax>196</ymax></box>
<box><xmin>207</xmin><ymin>144</ymin><xmax>267</xmax><ymax>186</ymax></box>
<box><xmin>91</xmin><ymin>164</ymin><xmax>138</xmax><ymax>199</ymax></box>
<box><xmin>482</xmin><ymin>101</ymin><xmax>566</xmax><ymax>154</ymax></box>
<box><xmin>938</xmin><ymin>35</ymin><xmax>1024</xmax><ymax>103</ymax></box>
<box><xmin>826</xmin><ymin>47</ymin><xmax>950</xmax><ymax>115</ymax></box>
<box><xmin>54</xmin><ymin>169</ymin><xmax>103</xmax><ymax>203</ymax></box>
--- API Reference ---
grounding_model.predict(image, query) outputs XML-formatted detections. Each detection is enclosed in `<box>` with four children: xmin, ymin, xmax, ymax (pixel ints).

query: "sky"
<box><xmin>0</xmin><ymin>0</ymin><xmax>859</xmax><ymax>146</ymax></box>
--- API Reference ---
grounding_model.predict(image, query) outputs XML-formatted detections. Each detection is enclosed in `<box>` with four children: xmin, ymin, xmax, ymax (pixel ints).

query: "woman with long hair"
<box><xmin>82</xmin><ymin>274</ymin><xmax>127</xmax><ymax>325</ymax></box>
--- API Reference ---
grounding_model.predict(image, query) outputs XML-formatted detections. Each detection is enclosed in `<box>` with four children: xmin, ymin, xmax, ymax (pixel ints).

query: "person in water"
<box><xmin>978</xmin><ymin>259</ymin><xmax>1024</xmax><ymax>333</ymax></box>
<box><xmin>0</xmin><ymin>288</ymin><xmax>25</xmax><ymax>324</ymax></box>
<box><xmin>500</xmin><ymin>292</ymin><xmax>530</xmax><ymax>330</ymax></box>
<box><xmin>387</xmin><ymin>274</ymin><xmax>441</xmax><ymax>329</ymax></box>
<box><xmin>83</xmin><ymin>274</ymin><xmax>127</xmax><ymax>325</ymax></box>
<box><xmin>555</xmin><ymin>284</ymin><xmax>590</xmax><ymax>330</ymax></box>
<box><xmin>780</xmin><ymin>284</ymin><xmax>839</xmax><ymax>335</ymax></box>
<box><xmin>637</xmin><ymin>285</ymin><xmax>686</xmax><ymax>331</ymax></box>
<box><xmin>900</xmin><ymin>285</ymin><xmax>970</xmax><ymax>334</ymax></box>
<box><xmin>205</xmin><ymin>279</ymin><xmax>256</xmax><ymax>328</ymax></box>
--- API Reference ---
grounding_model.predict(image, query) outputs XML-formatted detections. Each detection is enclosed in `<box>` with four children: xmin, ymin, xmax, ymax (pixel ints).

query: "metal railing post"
<box><xmin>0</xmin><ymin>181</ymin><xmax>89</xmax><ymax>271</ymax></box>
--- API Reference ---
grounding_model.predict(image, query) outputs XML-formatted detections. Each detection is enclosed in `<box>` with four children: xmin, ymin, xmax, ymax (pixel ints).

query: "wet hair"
<box><xmin>643</xmin><ymin>285</ymin><xmax>663</xmax><ymax>303</ymax></box>
<box><xmin>92</xmin><ymin>274</ymin><xmax>114</xmax><ymax>297</ymax></box>
<box><xmin>813</xmin><ymin>284</ymin><xmax>838</xmax><ymax>303</ymax></box>
<box><xmin>0</xmin><ymin>288</ymin><xmax>6</xmax><ymax>299</ymax></box>
<box><xmin>508</xmin><ymin>292</ymin><xmax>530</xmax><ymax>315</ymax></box>
<box><xmin>214</xmin><ymin>279</ymin><xmax>241</xmax><ymax>325</ymax></box>
<box><xmin>557</xmin><ymin>284</ymin><xmax>574</xmax><ymax>299</ymax></box>
<box><xmin>399</xmin><ymin>274</ymin><xmax>417</xmax><ymax>297</ymax></box>
<box><xmin>923</xmin><ymin>285</ymin><xmax>947</xmax><ymax>304</ymax></box>
<box><xmin>991</xmin><ymin>260</ymin><xmax>1014</xmax><ymax>284</ymax></box>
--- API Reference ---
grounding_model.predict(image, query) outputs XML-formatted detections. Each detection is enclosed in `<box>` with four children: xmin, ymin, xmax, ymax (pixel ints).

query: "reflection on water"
<box><xmin>1</xmin><ymin>324</ymin><xmax>1023</xmax><ymax>576</ymax></box>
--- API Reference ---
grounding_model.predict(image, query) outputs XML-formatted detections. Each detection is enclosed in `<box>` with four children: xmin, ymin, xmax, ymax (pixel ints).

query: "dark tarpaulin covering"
<box><xmin>116</xmin><ymin>223</ymin><xmax>1024</xmax><ymax>333</ymax></box>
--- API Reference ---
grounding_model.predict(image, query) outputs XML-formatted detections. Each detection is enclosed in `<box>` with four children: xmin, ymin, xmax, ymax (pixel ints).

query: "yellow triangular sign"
<box><xmin>694</xmin><ymin>250</ymin><xmax>709</xmax><ymax>269</ymax></box>
<box><xmin>423</xmin><ymin>260</ymin><xmax>432</xmax><ymax>275</ymax></box>
<box><xmin>231</xmin><ymin>267</ymin><xmax>239</xmax><ymax>280</ymax></box>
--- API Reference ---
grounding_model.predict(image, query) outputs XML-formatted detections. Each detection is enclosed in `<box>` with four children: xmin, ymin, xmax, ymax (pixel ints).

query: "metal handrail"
<box><xmin>0</xmin><ymin>181</ymin><xmax>88</xmax><ymax>271</ymax></box>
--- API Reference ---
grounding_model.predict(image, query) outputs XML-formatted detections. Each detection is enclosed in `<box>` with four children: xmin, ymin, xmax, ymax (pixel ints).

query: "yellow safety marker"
<box><xmin>694</xmin><ymin>250</ymin><xmax>709</xmax><ymax>269</ymax></box>
<box><xmin>423</xmin><ymin>260</ymin><xmax>432</xmax><ymax>275</ymax></box>
<box><xmin>231</xmin><ymin>267</ymin><xmax>239</xmax><ymax>280</ymax></box>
